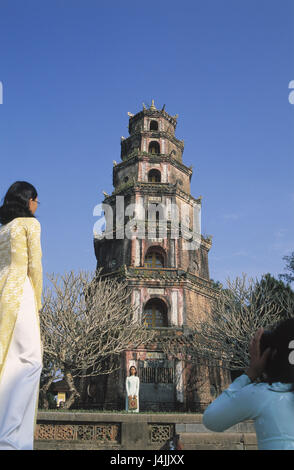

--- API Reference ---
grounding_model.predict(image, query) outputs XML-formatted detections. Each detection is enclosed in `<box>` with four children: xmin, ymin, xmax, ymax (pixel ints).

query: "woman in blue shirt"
<box><xmin>203</xmin><ymin>318</ymin><xmax>294</xmax><ymax>450</ymax></box>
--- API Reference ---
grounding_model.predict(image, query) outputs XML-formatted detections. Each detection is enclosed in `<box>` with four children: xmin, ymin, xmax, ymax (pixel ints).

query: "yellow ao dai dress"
<box><xmin>0</xmin><ymin>217</ymin><xmax>43</xmax><ymax>450</ymax></box>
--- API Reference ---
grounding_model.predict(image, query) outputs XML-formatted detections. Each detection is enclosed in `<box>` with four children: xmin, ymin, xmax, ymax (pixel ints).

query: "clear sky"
<box><xmin>0</xmin><ymin>0</ymin><xmax>293</xmax><ymax>288</ymax></box>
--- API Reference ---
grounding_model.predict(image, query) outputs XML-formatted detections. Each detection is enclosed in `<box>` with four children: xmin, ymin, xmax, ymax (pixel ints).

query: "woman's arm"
<box><xmin>126</xmin><ymin>377</ymin><xmax>130</xmax><ymax>396</ymax></box>
<box><xmin>135</xmin><ymin>377</ymin><xmax>140</xmax><ymax>396</ymax></box>
<box><xmin>25</xmin><ymin>218</ymin><xmax>43</xmax><ymax>312</ymax></box>
<box><xmin>203</xmin><ymin>329</ymin><xmax>271</xmax><ymax>432</ymax></box>
<box><xmin>202</xmin><ymin>374</ymin><xmax>260</xmax><ymax>431</ymax></box>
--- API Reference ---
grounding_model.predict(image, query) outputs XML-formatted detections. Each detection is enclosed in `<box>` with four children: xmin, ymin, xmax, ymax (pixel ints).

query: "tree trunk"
<box><xmin>64</xmin><ymin>370</ymin><xmax>80</xmax><ymax>409</ymax></box>
<box><xmin>39</xmin><ymin>376</ymin><xmax>55</xmax><ymax>409</ymax></box>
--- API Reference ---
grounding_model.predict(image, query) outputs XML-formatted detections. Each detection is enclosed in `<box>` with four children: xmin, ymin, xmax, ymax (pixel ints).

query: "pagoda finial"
<box><xmin>150</xmin><ymin>99</ymin><xmax>156</xmax><ymax>110</ymax></box>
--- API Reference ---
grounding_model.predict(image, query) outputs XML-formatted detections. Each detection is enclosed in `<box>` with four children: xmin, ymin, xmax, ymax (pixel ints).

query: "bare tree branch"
<box><xmin>159</xmin><ymin>274</ymin><xmax>294</xmax><ymax>372</ymax></box>
<box><xmin>40</xmin><ymin>269</ymin><xmax>155</xmax><ymax>408</ymax></box>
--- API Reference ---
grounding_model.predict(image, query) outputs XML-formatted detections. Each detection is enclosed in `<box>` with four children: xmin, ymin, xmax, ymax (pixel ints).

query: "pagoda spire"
<box><xmin>150</xmin><ymin>99</ymin><xmax>156</xmax><ymax>110</ymax></box>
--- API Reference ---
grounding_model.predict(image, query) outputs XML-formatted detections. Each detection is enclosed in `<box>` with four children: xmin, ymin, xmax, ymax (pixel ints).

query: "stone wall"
<box><xmin>34</xmin><ymin>411</ymin><xmax>257</xmax><ymax>450</ymax></box>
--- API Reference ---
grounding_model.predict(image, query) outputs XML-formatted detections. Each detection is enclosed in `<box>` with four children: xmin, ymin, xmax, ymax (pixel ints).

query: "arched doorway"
<box><xmin>139</xmin><ymin>297</ymin><xmax>175</xmax><ymax>410</ymax></box>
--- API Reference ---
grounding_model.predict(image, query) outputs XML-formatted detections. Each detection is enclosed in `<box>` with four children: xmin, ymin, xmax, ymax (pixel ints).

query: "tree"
<box><xmin>279</xmin><ymin>252</ymin><xmax>294</xmax><ymax>285</ymax></box>
<box><xmin>196</xmin><ymin>273</ymin><xmax>294</xmax><ymax>370</ymax></box>
<box><xmin>159</xmin><ymin>273</ymin><xmax>294</xmax><ymax>374</ymax></box>
<box><xmin>253</xmin><ymin>273</ymin><xmax>294</xmax><ymax>319</ymax></box>
<box><xmin>39</xmin><ymin>270</ymin><xmax>154</xmax><ymax>409</ymax></box>
<box><xmin>38</xmin><ymin>355</ymin><xmax>62</xmax><ymax>409</ymax></box>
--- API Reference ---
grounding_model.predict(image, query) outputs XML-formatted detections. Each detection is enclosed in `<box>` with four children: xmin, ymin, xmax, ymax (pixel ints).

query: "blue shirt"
<box><xmin>202</xmin><ymin>374</ymin><xmax>294</xmax><ymax>450</ymax></box>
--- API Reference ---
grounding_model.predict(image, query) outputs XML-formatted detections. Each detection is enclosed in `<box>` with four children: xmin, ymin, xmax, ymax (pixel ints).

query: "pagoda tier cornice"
<box><xmin>121</xmin><ymin>131</ymin><xmax>184</xmax><ymax>150</ymax></box>
<box><xmin>99</xmin><ymin>266</ymin><xmax>218</xmax><ymax>300</ymax></box>
<box><xmin>94</xmin><ymin>224</ymin><xmax>211</xmax><ymax>248</ymax></box>
<box><xmin>114</xmin><ymin>152</ymin><xmax>193</xmax><ymax>177</ymax></box>
<box><xmin>135</xmin><ymin>182</ymin><xmax>202</xmax><ymax>206</ymax></box>
<box><xmin>108</xmin><ymin>181</ymin><xmax>202</xmax><ymax>206</ymax></box>
<box><xmin>128</xmin><ymin>108</ymin><xmax>178</xmax><ymax>130</ymax></box>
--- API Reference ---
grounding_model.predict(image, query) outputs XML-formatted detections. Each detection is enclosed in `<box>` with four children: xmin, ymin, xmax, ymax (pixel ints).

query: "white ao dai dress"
<box><xmin>125</xmin><ymin>375</ymin><xmax>140</xmax><ymax>412</ymax></box>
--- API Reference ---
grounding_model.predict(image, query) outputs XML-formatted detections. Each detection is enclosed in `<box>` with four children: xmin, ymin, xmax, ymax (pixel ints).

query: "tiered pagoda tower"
<box><xmin>92</xmin><ymin>101</ymin><xmax>227</xmax><ymax>411</ymax></box>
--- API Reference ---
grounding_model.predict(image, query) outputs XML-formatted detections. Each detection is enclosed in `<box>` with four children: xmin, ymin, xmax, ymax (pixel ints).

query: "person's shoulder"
<box><xmin>246</xmin><ymin>381</ymin><xmax>274</xmax><ymax>394</ymax></box>
<box><xmin>7</xmin><ymin>217</ymin><xmax>30</xmax><ymax>230</ymax></box>
<box><xmin>12</xmin><ymin>216</ymin><xmax>40</xmax><ymax>223</ymax></box>
<box><xmin>20</xmin><ymin>217</ymin><xmax>41</xmax><ymax>229</ymax></box>
<box><xmin>24</xmin><ymin>217</ymin><xmax>40</xmax><ymax>225</ymax></box>
<box><xmin>233</xmin><ymin>375</ymin><xmax>271</xmax><ymax>391</ymax></box>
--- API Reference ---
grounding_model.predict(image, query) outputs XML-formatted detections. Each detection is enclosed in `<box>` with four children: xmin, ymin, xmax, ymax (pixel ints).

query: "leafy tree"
<box><xmin>253</xmin><ymin>273</ymin><xmax>294</xmax><ymax>320</ymax></box>
<box><xmin>279</xmin><ymin>252</ymin><xmax>294</xmax><ymax>285</ymax></box>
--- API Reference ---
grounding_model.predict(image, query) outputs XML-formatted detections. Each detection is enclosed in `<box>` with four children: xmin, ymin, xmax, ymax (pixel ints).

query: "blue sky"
<box><xmin>0</xmin><ymin>0</ymin><xmax>293</xmax><ymax>288</ymax></box>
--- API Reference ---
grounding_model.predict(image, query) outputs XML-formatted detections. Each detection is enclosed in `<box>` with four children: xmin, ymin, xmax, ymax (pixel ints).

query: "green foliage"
<box><xmin>253</xmin><ymin>272</ymin><xmax>294</xmax><ymax>320</ymax></box>
<box><xmin>279</xmin><ymin>252</ymin><xmax>294</xmax><ymax>285</ymax></box>
<box><xmin>210</xmin><ymin>279</ymin><xmax>223</xmax><ymax>290</ymax></box>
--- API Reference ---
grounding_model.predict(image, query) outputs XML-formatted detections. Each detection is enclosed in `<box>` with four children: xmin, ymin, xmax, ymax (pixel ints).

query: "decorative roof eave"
<box><xmin>107</xmin><ymin>181</ymin><xmax>202</xmax><ymax>205</ymax></box>
<box><xmin>114</xmin><ymin>152</ymin><xmax>192</xmax><ymax>177</ymax></box>
<box><xmin>98</xmin><ymin>266</ymin><xmax>219</xmax><ymax>299</ymax></box>
<box><xmin>128</xmin><ymin>101</ymin><xmax>178</xmax><ymax>129</ymax></box>
<box><xmin>121</xmin><ymin>131</ymin><xmax>184</xmax><ymax>150</ymax></box>
<box><xmin>94</xmin><ymin>222</ymin><xmax>209</xmax><ymax>249</ymax></box>
<box><xmin>201</xmin><ymin>236</ymin><xmax>213</xmax><ymax>251</ymax></box>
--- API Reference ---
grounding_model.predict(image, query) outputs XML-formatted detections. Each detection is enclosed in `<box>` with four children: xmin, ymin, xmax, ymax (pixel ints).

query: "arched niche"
<box><xmin>148</xmin><ymin>141</ymin><xmax>160</xmax><ymax>154</ymax></box>
<box><xmin>150</xmin><ymin>120</ymin><xmax>158</xmax><ymax>131</ymax></box>
<box><xmin>144</xmin><ymin>246</ymin><xmax>166</xmax><ymax>268</ymax></box>
<box><xmin>148</xmin><ymin>168</ymin><xmax>161</xmax><ymax>183</ymax></box>
<box><xmin>143</xmin><ymin>298</ymin><xmax>168</xmax><ymax>328</ymax></box>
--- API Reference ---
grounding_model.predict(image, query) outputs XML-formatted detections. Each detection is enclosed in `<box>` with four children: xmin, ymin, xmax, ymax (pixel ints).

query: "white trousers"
<box><xmin>0</xmin><ymin>276</ymin><xmax>42</xmax><ymax>450</ymax></box>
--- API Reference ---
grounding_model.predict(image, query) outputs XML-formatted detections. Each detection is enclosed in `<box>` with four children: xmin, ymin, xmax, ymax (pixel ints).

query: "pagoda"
<box><xmin>91</xmin><ymin>101</ymin><xmax>228</xmax><ymax>411</ymax></box>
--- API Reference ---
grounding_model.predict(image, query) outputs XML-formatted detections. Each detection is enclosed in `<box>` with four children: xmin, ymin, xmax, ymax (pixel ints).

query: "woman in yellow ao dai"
<box><xmin>0</xmin><ymin>181</ymin><xmax>43</xmax><ymax>450</ymax></box>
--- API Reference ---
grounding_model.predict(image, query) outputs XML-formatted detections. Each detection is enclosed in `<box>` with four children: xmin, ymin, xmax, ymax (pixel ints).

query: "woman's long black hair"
<box><xmin>260</xmin><ymin>317</ymin><xmax>294</xmax><ymax>391</ymax></box>
<box><xmin>0</xmin><ymin>181</ymin><xmax>38</xmax><ymax>225</ymax></box>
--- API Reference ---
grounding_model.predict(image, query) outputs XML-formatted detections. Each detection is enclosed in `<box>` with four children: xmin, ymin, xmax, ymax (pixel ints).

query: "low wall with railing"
<box><xmin>34</xmin><ymin>411</ymin><xmax>257</xmax><ymax>450</ymax></box>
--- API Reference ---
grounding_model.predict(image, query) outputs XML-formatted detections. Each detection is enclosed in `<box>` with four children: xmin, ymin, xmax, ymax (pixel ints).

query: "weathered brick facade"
<box><xmin>91</xmin><ymin>101</ymin><xmax>230</xmax><ymax>411</ymax></box>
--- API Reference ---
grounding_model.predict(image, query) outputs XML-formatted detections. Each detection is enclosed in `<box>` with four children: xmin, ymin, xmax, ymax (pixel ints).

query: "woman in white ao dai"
<box><xmin>125</xmin><ymin>366</ymin><xmax>140</xmax><ymax>412</ymax></box>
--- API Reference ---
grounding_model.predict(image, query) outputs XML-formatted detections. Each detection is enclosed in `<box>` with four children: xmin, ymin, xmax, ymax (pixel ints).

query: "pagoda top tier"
<box><xmin>120</xmin><ymin>100</ymin><xmax>184</xmax><ymax>163</ymax></box>
<box><xmin>127</xmin><ymin>100</ymin><xmax>179</xmax><ymax>136</ymax></box>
